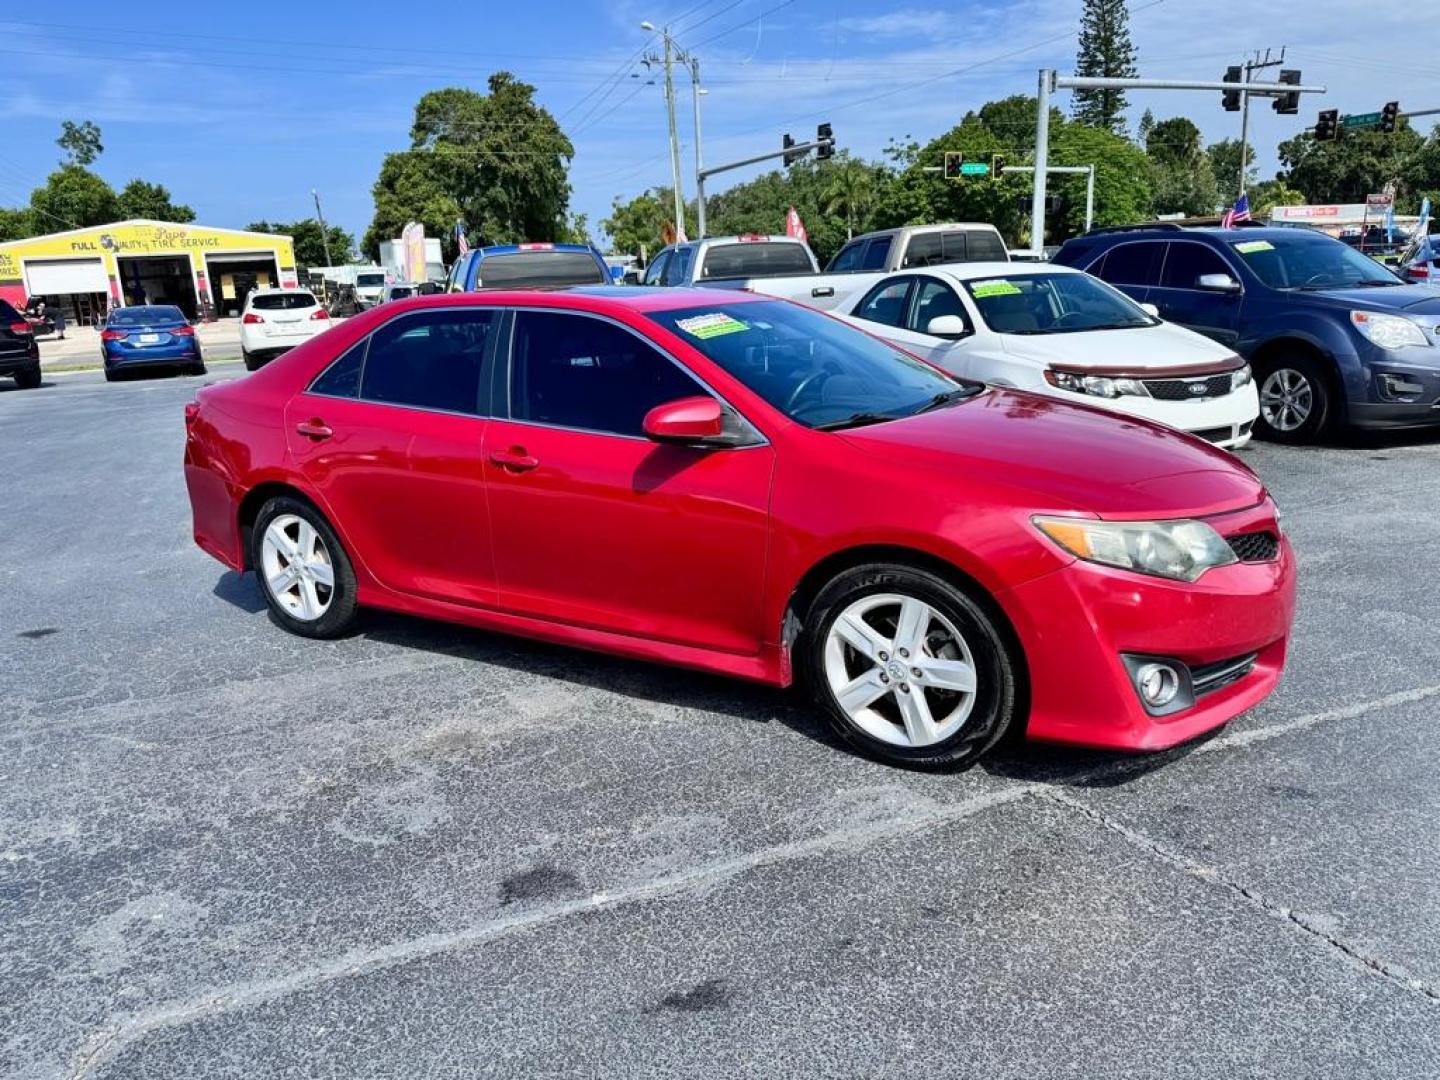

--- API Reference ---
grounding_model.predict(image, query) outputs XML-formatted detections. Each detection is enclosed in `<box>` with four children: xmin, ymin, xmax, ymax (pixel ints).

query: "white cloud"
<box><xmin>838</xmin><ymin>8</ymin><xmax>955</xmax><ymax>37</ymax></box>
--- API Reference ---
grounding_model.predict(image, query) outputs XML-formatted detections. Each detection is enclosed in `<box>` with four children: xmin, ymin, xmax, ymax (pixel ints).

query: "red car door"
<box><xmin>483</xmin><ymin>309</ymin><xmax>774</xmax><ymax>655</ymax></box>
<box><xmin>285</xmin><ymin>308</ymin><xmax>499</xmax><ymax>607</ymax></box>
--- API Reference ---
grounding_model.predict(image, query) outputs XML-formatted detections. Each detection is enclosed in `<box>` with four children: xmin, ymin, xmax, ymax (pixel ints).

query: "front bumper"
<box><xmin>1043</xmin><ymin>383</ymin><xmax>1259</xmax><ymax>449</ymax></box>
<box><xmin>997</xmin><ymin>500</ymin><xmax>1296</xmax><ymax>751</ymax></box>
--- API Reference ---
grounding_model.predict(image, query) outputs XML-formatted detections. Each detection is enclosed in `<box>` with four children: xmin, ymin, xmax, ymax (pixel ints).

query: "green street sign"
<box><xmin>959</xmin><ymin>162</ymin><xmax>990</xmax><ymax>176</ymax></box>
<box><xmin>1342</xmin><ymin>111</ymin><xmax>1381</xmax><ymax>129</ymax></box>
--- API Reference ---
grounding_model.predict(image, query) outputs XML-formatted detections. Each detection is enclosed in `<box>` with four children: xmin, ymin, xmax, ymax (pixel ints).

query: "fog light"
<box><xmin>1135</xmin><ymin>662</ymin><xmax>1180</xmax><ymax>708</ymax></box>
<box><xmin>1378</xmin><ymin>373</ymin><xmax>1425</xmax><ymax>399</ymax></box>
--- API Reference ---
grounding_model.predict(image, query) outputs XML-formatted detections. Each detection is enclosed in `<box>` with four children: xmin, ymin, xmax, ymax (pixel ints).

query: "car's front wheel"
<box><xmin>802</xmin><ymin>564</ymin><xmax>1020</xmax><ymax>769</ymax></box>
<box><xmin>1254</xmin><ymin>355</ymin><xmax>1334</xmax><ymax>444</ymax></box>
<box><xmin>251</xmin><ymin>496</ymin><xmax>359</xmax><ymax>638</ymax></box>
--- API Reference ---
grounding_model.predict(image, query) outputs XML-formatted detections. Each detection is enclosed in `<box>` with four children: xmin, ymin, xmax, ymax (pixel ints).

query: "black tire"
<box><xmin>1253</xmin><ymin>354</ymin><xmax>1335</xmax><ymax>444</ymax></box>
<box><xmin>250</xmin><ymin>495</ymin><xmax>360</xmax><ymax>639</ymax></box>
<box><xmin>188</xmin><ymin>361</ymin><xmax>207</xmax><ymax>376</ymax></box>
<box><xmin>13</xmin><ymin>365</ymin><xmax>41</xmax><ymax>389</ymax></box>
<box><xmin>103</xmin><ymin>367</ymin><xmax>121</xmax><ymax>383</ymax></box>
<box><xmin>242</xmin><ymin>349</ymin><xmax>260</xmax><ymax>372</ymax></box>
<box><xmin>801</xmin><ymin>563</ymin><xmax>1020</xmax><ymax>770</ymax></box>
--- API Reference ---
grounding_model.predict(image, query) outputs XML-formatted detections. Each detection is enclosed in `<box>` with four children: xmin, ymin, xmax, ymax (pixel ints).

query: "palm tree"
<box><xmin>822</xmin><ymin>158</ymin><xmax>878</xmax><ymax>241</ymax></box>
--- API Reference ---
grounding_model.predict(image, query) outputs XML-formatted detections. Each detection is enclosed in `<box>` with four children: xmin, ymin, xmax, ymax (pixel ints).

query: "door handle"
<box><xmin>295</xmin><ymin>419</ymin><xmax>333</xmax><ymax>440</ymax></box>
<box><xmin>811</xmin><ymin>286</ymin><xmax>835</xmax><ymax>297</ymax></box>
<box><xmin>489</xmin><ymin>447</ymin><xmax>540</xmax><ymax>472</ymax></box>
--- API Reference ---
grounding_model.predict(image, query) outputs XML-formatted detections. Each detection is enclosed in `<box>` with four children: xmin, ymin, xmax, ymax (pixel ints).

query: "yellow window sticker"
<box><xmin>971</xmin><ymin>280</ymin><xmax>1023</xmax><ymax>298</ymax></box>
<box><xmin>1234</xmin><ymin>240</ymin><xmax>1274</xmax><ymax>254</ymax></box>
<box><xmin>675</xmin><ymin>313</ymin><xmax>749</xmax><ymax>339</ymax></box>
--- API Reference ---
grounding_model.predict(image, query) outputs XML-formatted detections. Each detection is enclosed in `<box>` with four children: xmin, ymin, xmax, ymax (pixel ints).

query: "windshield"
<box><xmin>110</xmin><ymin>305</ymin><xmax>185</xmax><ymax>325</ymax></box>
<box><xmin>1229</xmin><ymin>236</ymin><xmax>1402</xmax><ymax>290</ymax></box>
<box><xmin>356</xmin><ymin>273</ymin><xmax>386</xmax><ymax>287</ymax></box>
<box><xmin>962</xmin><ymin>273</ymin><xmax>1154</xmax><ymax>335</ymax></box>
<box><xmin>475</xmin><ymin>251</ymin><xmax>608</xmax><ymax>289</ymax></box>
<box><xmin>647</xmin><ymin>300</ymin><xmax>972</xmax><ymax>429</ymax></box>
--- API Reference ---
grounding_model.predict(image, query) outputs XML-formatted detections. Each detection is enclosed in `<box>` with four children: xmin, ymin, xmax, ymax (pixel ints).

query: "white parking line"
<box><xmin>1197</xmin><ymin>683</ymin><xmax>1440</xmax><ymax>755</ymax></box>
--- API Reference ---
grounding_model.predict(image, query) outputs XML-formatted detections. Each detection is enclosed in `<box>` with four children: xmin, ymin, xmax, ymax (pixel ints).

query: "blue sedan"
<box><xmin>101</xmin><ymin>305</ymin><xmax>205</xmax><ymax>381</ymax></box>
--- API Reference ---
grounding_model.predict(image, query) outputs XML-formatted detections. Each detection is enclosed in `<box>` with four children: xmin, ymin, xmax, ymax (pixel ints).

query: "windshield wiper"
<box><xmin>915</xmin><ymin>387</ymin><xmax>980</xmax><ymax>413</ymax></box>
<box><xmin>813</xmin><ymin>411</ymin><xmax>901</xmax><ymax>432</ymax></box>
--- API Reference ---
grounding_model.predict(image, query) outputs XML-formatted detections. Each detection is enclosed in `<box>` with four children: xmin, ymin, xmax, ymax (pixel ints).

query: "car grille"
<box><xmin>1227</xmin><ymin>531</ymin><xmax>1279</xmax><ymax>562</ymax></box>
<box><xmin>1143</xmin><ymin>374</ymin><xmax>1233</xmax><ymax>401</ymax></box>
<box><xmin>1192</xmin><ymin>653</ymin><xmax>1258</xmax><ymax>697</ymax></box>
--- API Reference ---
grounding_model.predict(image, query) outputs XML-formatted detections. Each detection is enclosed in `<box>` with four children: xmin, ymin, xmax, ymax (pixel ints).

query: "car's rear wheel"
<box><xmin>13</xmin><ymin>365</ymin><xmax>40</xmax><ymax>389</ymax></box>
<box><xmin>103</xmin><ymin>367</ymin><xmax>120</xmax><ymax>383</ymax></box>
<box><xmin>242</xmin><ymin>349</ymin><xmax>260</xmax><ymax>372</ymax></box>
<box><xmin>1254</xmin><ymin>355</ymin><xmax>1334</xmax><ymax>444</ymax></box>
<box><xmin>251</xmin><ymin>496</ymin><xmax>359</xmax><ymax>638</ymax></box>
<box><xmin>802</xmin><ymin>564</ymin><xmax>1019</xmax><ymax>769</ymax></box>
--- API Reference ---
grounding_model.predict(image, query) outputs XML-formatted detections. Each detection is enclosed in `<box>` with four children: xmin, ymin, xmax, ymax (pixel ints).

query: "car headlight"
<box><xmin>1033</xmin><ymin>515</ymin><xmax>1238</xmax><ymax>582</ymax></box>
<box><xmin>1350</xmin><ymin>311</ymin><xmax>1429</xmax><ymax>349</ymax></box>
<box><xmin>1044</xmin><ymin>369</ymin><xmax>1149</xmax><ymax>398</ymax></box>
<box><xmin>1231</xmin><ymin>364</ymin><xmax>1253</xmax><ymax>389</ymax></box>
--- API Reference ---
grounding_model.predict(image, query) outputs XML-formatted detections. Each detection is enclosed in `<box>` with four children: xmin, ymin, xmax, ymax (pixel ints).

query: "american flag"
<box><xmin>455</xmin><ymin>220</ymin><xmax>470</xmax><ymax>257</ymax></box>
<box><xmin>1221</xmin><ymin>193</ymin><xmax>1251</xmax><ymax>229</ymax></box>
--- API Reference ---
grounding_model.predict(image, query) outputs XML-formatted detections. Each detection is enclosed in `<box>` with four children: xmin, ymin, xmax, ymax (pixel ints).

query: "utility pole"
<box><xmin>689</xmin><ymin>56</ymin><xmax>707</xmax><ymax>237</ymax></box>
<box><xmin>311</xmin><ymin>188</ymin><xmax>333</xmax><ymax>267</ymax></box>
<box><xmin>1237</xmin><ymin>47</ymin><xmax>1286</xmax><ymax>199</ymax></box>
<box><xmin>642</xmin><ymin>23</ymin><xmax>689</xmax><ymax>241</ymax></box>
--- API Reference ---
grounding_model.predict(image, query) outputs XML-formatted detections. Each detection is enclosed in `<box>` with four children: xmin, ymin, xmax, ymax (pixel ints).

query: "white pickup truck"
<box><xmin>646</xmin><ymin>224</ymin><xmax>1010</xmax><ymax>312</ymax></box>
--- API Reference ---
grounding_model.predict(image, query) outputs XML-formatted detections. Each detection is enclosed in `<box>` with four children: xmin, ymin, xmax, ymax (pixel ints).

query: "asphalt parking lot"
<box><xmin>3</xmin><ymin>366</ymin><xmax>1439</xmax><ymax>1079</ymax></box>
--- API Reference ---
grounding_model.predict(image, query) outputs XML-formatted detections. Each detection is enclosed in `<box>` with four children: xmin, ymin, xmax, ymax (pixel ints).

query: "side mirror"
<box><xmin>1196</xmin><ymin>273</ymin><xmax>1241</xmax><ymax>294</ymax></box>
<box><xmin>925</xmin><ymin>315</ymin><xmax>970</xmax><ymax>340</ymax></box>
<box><xmin>1139</xmin><ymin>302</ymin><xmax>1160</xmax><ymax>317</ymax></box>
<box><xmin>643</xmin><ymin>396</ymin><xmax>726</xmax><ymax>443</ymax></box>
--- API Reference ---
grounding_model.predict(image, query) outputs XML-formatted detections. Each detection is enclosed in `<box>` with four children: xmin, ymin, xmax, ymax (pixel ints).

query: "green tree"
<box><xmin>601</xmin><ymin>189</ymin><xmax>673</xmax><ymax>258</ymax></box>
<box><xmin>820</xmin><ymin>154</ymin><xmax>882</xmax><ymax>239</ymax></box>
<box><xmin>1205</xmin><ymin>138</ymin><xmax>1256</xmax><ymax>202</ymax></box>
<box><xmin>29</xmin><ymin>165</ymin><xmax>118</xmax><ymax>230</ymax></box>
<box><xmin>366</xmin><ymin>74</ymin><xmax>574</xmax><ymax>261</ymax></box>
<box><xmin>1072</xmin><ymin>0</ymin><xmax>1137</xmax><ymax>134</ymax></box>
<box><xmin>1277</xmin><ymin>125</ymin><xmax>1425</xmax><ymax>203</ymax></box>
<box><xmin>247</xmin><ymin>218</ymin><xmax>356</xmax><ymax>270</ymax></box>
<box><xmin>1146</xmin><ymin>117</ymin><xmax>1220</xmax><ymax>216</ymax></box>
<box><xmin>1247</xmin><ymin>179</ymin><xmax>1304</xmax><ymax>220</ymax></box>
<box><xmin>117</xmin><ymin>179</ymin><xmax>195</xmax><ymax>223</ymax></box>
<box><xmin>57</xmin><ymin>120</ymin><xmax>103</xmax><ymax>166</ymax></box>
<box><xmin>0</xmin><ymin>207</ymin><xmax>32</xmax><ymax>242</ymax></box>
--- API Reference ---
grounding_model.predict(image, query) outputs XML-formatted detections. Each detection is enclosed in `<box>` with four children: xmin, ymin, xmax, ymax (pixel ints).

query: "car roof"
<box><xmin>248</xmin><ymin>286</ymin><xmax>314</xmax><ymax>296</ymax></box>
<box><xmin>1081</xmin><ymin>226</ymin><xmax>1315</xmax><ymax>244</ymax></box>
<box><xmin>381</xmin><ymin>285</ymin><xmax>775</xmax><ymax>315</ymax></box>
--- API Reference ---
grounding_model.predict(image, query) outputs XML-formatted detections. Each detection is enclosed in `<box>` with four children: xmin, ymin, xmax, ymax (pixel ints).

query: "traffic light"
<box><xmin>816</xmin><ymin>122</ymin><xmax>834</xmax><ymax>160</ymax></box>
<box><xmin>943</xmin><ymin>151</ymin><xmax>964</xmax><ymax>180</ymax></box>
<box><xmin>1381</xmin><ymin>101</ymin><xmax>1400</xmax><ymax>134</ymax></box>
<box><xmin>991</xmin><ymin>153</ymin><xmax>1007</xmax><ymax>179</ymax></box>
<box><xmin>1272</xmin><ymin>69</ymin><xmax>1300</xmax><ymax>114</ymax></box>
<box><xmin>1314</xmin><ymin>108</ymin><xmax>1338</xmax><ymax>142</ymax></box>
<box><xmin>1222</xmin><ymin>66</ymin><xmax>1242</xmax><ymax>112</ymax></box>
<box><xmin>782</xmin><ymin>133</ymin><xmax>802</xmax><ymax>167</ymax></box>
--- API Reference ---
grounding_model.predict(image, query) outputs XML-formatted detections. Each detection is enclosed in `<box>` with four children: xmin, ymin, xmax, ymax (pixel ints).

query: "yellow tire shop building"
<box><xmin>0</xmin><ymin>220</ymin><xmax>297</xmax><ymax>325</ymax></box>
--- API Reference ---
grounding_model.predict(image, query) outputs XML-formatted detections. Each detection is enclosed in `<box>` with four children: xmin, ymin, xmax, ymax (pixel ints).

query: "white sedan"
<box><xmin>839</xmin><ymin>263</ymin><xmax>1260</xmax><ymax>449</ymax></box>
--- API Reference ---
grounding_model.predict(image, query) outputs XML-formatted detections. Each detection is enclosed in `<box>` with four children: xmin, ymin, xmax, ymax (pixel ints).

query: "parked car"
<box><xmin>645</xmin><ymin>235</ymin><xmax>819</xmax><ymax>287</ymax></box>
<box><xmin>826</xmin><ymin>223</ymin><xmax>1010</xmax><ymax>273</ymax></box>
<box><xmin>1053</xmin><ymin>224</ymin><xmax>1440</xmax><ymax>442</ymax></box>
<box><xmin>447</xmin><ymin>243</ymin><xmax>611</xmax><ymax>292</ymax></box>
<box><xmin>100</xmin><ymin>305</ymin><xmax>204</xmax><ymax>381</ymax></box>
<box><xmin>839</xmin><ymin>264</ymin><xmax>1259</xmax><ymax>448</ymax></box>
<box><xmin>1396</xmin><ymin>233</ymin><xmax>1439</xmax><ymax>285</ymax></box>
<box><xmin>241</xmin><ymin>288</ymin><xmax>331</xmax><ymax>371</ymax></box>
<box><xmin>184</xmin><ymin>289</ymin><xmax>1294</xmax><ymax>770</ymax></box>
<box><xmin>378</xmin><ymin>283</ymin><xmax>421</xmax><ymax>304</ymax></box>
<box><xmin>0</xmin><ymin>298</ymin><xmax>41</xmax><ymax>389</ymax></box>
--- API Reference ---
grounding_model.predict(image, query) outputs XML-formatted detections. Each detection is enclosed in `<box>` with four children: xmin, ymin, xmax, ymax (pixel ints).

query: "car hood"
<box><xmin>997</xmin><ymin>321</ymin><xmax>1233</xmax><ymax>369</ymax></box>
<box><xmin>1310</xmin><ymin>284</ymin><xmax>1440</xmax><ymax>315</ymax></box>
<box><xmin>836</xmin><ymin>389</ymin><xmax>1264</xmax><ymax>519</ymax></box>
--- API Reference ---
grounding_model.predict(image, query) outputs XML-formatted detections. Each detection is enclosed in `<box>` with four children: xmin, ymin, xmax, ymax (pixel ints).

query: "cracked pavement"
<box><xmin>3</xmin><ymin>369</ymin><xmax>1439</xmax><ymax>1078</ymax></box>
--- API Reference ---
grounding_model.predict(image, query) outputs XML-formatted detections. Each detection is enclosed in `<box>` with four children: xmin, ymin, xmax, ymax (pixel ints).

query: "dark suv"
<box><xmin>0</xmin><ymin>299</ymin><xmax>41</xmax><ymax>389</ymax></box>
<box><xmin>1053</xmin><ymin>224</ymin><xmax>1440</xmax><ymax>442</ymax></box>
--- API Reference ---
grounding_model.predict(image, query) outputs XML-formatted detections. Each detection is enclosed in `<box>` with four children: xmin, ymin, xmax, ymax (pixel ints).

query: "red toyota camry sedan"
<box><xmin>184</xmin><ymin>288</ymin><xmax>1295</xmax><ymax>769</ymax></box>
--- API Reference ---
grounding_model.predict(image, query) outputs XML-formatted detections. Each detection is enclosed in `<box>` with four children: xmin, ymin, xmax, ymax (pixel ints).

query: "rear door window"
<box><xmin>1093</xmin><ymin>242</ymin><xmax>1163</xmax><ymax>287</ymax></box>
<box><xmin>699</xmin><ymin>243</ymin><xmax>814</xmax><ymax>279</ymax></box>
<box><xmin>1158</xmin><ymin>243</ymin><xmax>1233</xmax><ymax>290</ymax></box>
<box><xmin>359</xmin><ymin>310</ymin><xmax>494</xmax><ymax>414</ymax></box>
<box><xmin>902</xmin><ymin>233</ymin><xmax>943</xmax><ymax>268</ymax></box>
<box><xmin>853</xmin><ymin>277</ymin><xmax>915</xmax><ymax>328</ymax></box>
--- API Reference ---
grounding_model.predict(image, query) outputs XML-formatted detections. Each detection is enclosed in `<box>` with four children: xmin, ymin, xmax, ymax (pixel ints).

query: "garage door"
<box><xmin>24</xmin><ymin>258</ymin><xmax>107</xmax><ymax>295</ymax></box>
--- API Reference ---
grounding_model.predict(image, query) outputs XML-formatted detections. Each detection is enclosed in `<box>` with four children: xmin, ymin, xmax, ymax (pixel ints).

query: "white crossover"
<box><xmin>839</xmin><ymin>262</ymin><xmax>1260</xmax><ymax>448</ymax></box>
<box><xmin>240</xmin><ymin>287</ymin><xmax>333</xmax><ymax>372</ymax></box>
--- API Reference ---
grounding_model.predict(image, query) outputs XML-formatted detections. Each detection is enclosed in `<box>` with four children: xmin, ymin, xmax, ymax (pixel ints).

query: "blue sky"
<box><xmin>0</xmin><ymin>1</ymin><xmax>1424</xmax><ymax>249</ymax></box>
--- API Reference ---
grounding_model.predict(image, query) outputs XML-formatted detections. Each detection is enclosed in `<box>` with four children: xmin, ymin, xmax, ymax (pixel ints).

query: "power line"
<box><xmin>686</xmin><ymin>0</ymin><xmax>799</xmax><ymax>50</ymax></box>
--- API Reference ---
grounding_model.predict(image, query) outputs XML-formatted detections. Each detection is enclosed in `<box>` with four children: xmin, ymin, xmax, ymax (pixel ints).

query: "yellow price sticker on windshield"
<box><xmin>675</xmin><ymin>313</ymin><xmax>748</xmax><ymax>339</ymax></box>
<box><xmin>971</xmin><ymin>280</ymin><xmax>1023</xmax><ymax>298</ymax></box>
<box><xmin>1234</xmin><ymin>240</ymin><xmax>1274</xmax><ymax>254</ymax></box>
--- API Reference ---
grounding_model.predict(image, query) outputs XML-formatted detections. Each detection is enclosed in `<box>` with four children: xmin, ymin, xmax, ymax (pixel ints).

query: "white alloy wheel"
<box><xmin>1259</xmin><ymin>368</ymin><xmax>1314</xmax><ymax>433</ymax></box>
<box><xmin>823</xmin><ymin>592</ymin><xmax>978</xmax><ymax>748</ymax></box>
<box><xmin>260</xmin><ymin>513</ymin><xmax>336</xmax><ymax>621</ymax></box>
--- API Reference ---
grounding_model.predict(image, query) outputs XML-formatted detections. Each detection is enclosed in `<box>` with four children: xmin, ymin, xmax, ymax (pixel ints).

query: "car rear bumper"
<box><xmin>104</xmin><ymin>343</ymin><xmax>201</xmax><ymax>366</ymax></box>
<box><xmin>0</xmin><ymin>352</ymin><xmax>38</xmax><ymax>374</ymax></box>
<box><xmin>997</xmin><ymin>501</ymin><xmax>1296</xmax><ymax>751</ymax></box>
